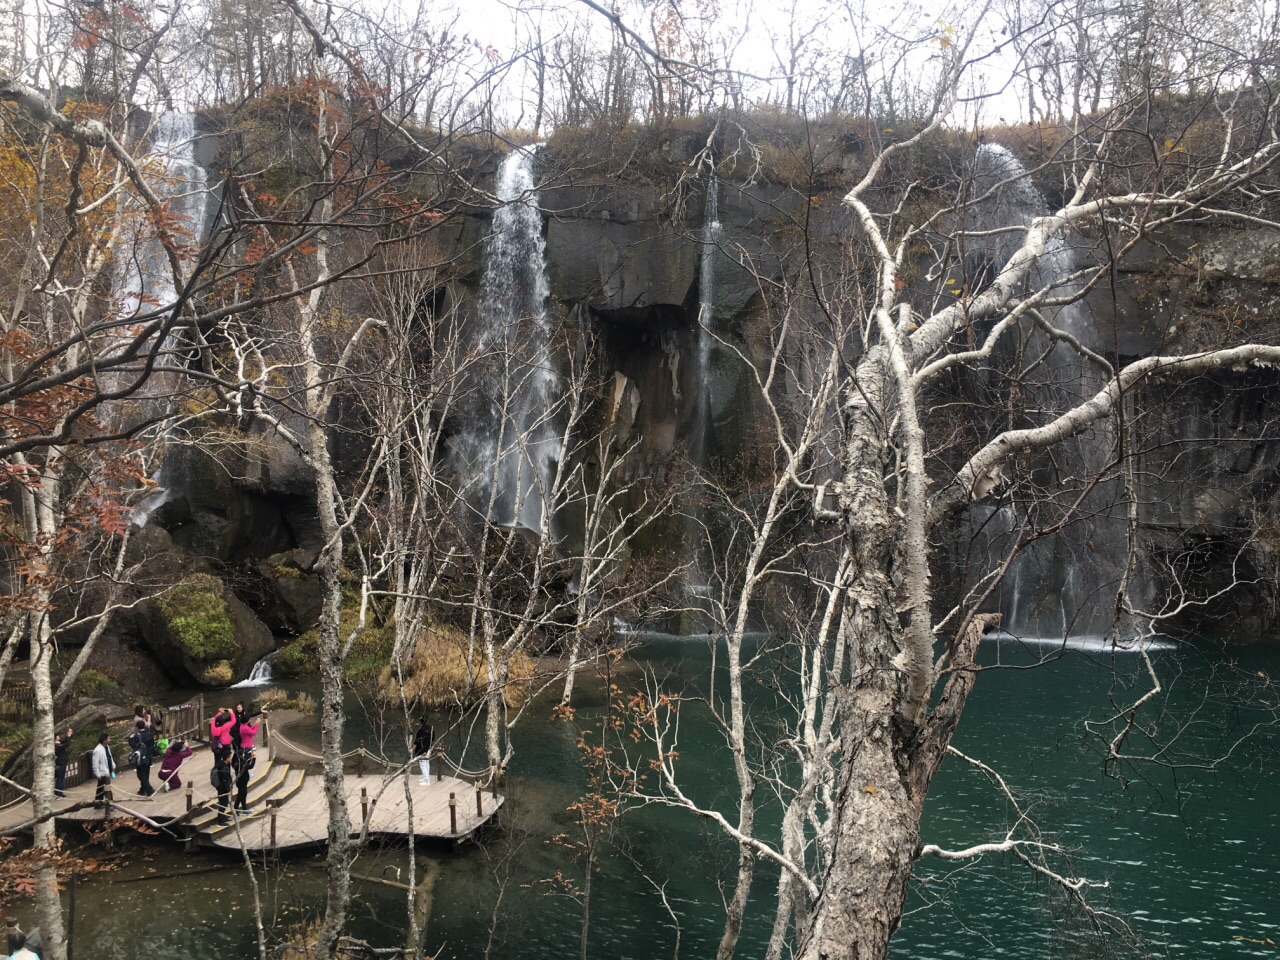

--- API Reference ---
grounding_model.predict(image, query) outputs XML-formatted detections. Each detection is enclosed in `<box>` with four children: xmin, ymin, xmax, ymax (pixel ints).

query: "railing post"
<box><xmin>435</xmin><ymin>752</ymin><xmax>444</xmax><ymax>783</ymax></box>
<box><xmin>357</xmin><ymin>741</ymin><xmax>365</xmax><ymax>778</ymax></box>
<box><xmin>361</xmin><ymin>787</ymin><xmax>369</xmax><ymax>828</ymax></box>
<box><xmin>270</xmin><ymin>801</ymin><xmax>278</xmax><ymax>851</ymax></box>
<box><xmin>475</xmin><ymin>784</ymin><xmax>482</xmax><ymax>818</ymax></box>
<box><xmin>185</xmin><ymin>781</ymin><xmax>193</xmax><ymax>813</ymax></box>
<box><xmin>104</xmin><ymin>785</ymin><xmax>114</xmax><ymax>850</ymax></box>
<box><xmin>448</xmin><ymin>792</ymin><xmax>457</xmax><ymax>835</ymax></box>
<box><xmin>490</xmin><ymin>777</ymin><xmax>498</xmax><ymax>800</ymax></box>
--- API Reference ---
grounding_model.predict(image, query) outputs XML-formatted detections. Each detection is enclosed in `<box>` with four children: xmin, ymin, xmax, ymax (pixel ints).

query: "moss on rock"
<box><xmin>157</xmin><ymin>573</ymin><xmax>238</xmax><ymax>663</ymax></box>
<box><xmin>138</xmin><ymin>571</ymin><xmax>274</xmax><ymax>688</ymax></box>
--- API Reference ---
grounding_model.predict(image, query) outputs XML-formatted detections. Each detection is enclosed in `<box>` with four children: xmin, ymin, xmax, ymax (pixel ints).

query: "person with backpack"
<box><xmin>127</xmin><ymin>719</ymin><xmax>156</xmax><ymax>797</ymax></box>
<box><xmin>91</xmin><ymin>731</ymin><xmax>114</xmax><ymax>807</ymax></box>
<box><xmin>158</xmin><ymin>738</ymin><xmax>193</xmax><ymax>791</ymax></box>
<box><xmin>234</xmin><ymin>747</ymin><xmax>256</xmax><ymax>811</ymax></box>
<box><xmin>211</xmin><ymin>748</ymin><xmax>233</xmax><ymax>824</ymax></box>
<box><xmin>411</xmin><ymin>717</ymin><xmax>434</xmax><ymax>784</ymax></box>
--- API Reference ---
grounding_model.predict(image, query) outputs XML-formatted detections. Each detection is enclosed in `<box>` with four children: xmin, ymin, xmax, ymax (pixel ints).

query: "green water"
<box><xmin>19</xmin><ymin>636</ymin><xmax>1280</xmax><ymax>959</ymax></box>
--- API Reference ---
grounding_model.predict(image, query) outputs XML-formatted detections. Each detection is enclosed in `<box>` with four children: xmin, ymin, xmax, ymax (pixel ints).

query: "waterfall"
<box><xmin>691</xmin><ymin>177</ymin><xmax>722</xmax><ymax>467</ymax></box>
<box><xmin>116</xmin><ymin>112</ymin><xmax>210</xmax><ymax>361</ymax></box>
<box><xmin>130</xmin><ymin>470</ymin><xmax>173</xmax><ymax>528</ymax></box>
<box><xmin>230</xmin><ymin>651</ymin><xmax>277</xmax><ymax>688</ymax></box>
<box><xmin>676</xmin><ymin>178</ymin><xmax>723</xmax><ymax>632</ymax></box>
<box><xmin>455</xmin><ymin>147</ymin><xmax>561</xmax><ymax>533</ymax></box>
<box><xmin>965</xmin><ymin>145</ymin><xmax>1141</xmax><ymax>641</ymax></box>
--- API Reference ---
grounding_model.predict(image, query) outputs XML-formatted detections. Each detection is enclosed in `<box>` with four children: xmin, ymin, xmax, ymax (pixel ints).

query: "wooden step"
<box><xmin>204</xmin><ymin>767</ymin><xmax>306</xmax><ymax>839</ymax></box>
<box><xmin>188</xmin><ymin>758</ymin><xmax>281</xmax><ymax>831</ymax></box>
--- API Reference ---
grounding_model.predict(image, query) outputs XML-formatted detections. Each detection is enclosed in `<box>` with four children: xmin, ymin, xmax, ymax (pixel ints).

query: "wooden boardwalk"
<box><xmin>0</xmin><ymin>741</ymin><xmax>503</xmax><ymax>853</ymax></box>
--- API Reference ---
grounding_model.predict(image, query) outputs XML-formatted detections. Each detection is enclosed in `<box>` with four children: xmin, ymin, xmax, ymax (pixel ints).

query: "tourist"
<box><xmin>234</xmin><ymin>747</ymin><xmax>256</xmax><ymax>811</ymax></box>
<box><xmin>209</xmin><ymin>707</ymin><xmax>235</xmax><ymax>759</ymax></box>
<box><xmin>412</xmin><ymin>718</ymin><xmax>434</xmax><ymax>784</ymax></box>
<box><xmin>133</xmin><ymin>703</ymin><xmax>152</xmax><ymax>729</ymax></box>
<box><xmin>128</xmin><ymin>719</ymin><xmax>156</xmax><ymax>797</ymax></box>
<box><xmin>158</xmin><ymin>738</ymin><xmax>193</xmax><ymax>791</ymax></box>
<box><xmin>53</xmin><ymin>727</ymin><xmax>70</xmax><ymax>798</ymax></box>
<box><xmin>6</xmin><ymin>928</ymin><xmax>39</xmax><ymax>960</ymax></box>
<box><xmin>212</xmin><ymin>748</ymin><xmax>233</xmax><ymax>824</ymax></box>
<box><xmin>232</xmin><ymin>700</ymin><xmax>262</xmax><ymax>745</ymax></box>
<box><xmin>235</xmin><ymin>705</ymin><xmax>267</xmax><ymax>765</ymax></box>
<box><xmin>91</xmin><ymin>732</ymin><xmax>114</xmax><ymax>807</ymax></box>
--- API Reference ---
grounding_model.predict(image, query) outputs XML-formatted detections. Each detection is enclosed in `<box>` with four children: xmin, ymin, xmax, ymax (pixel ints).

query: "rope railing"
<box><xmin>267</xmin><ymin>726</ymin><xmax>497</xmax><ymax>787</ymax></box>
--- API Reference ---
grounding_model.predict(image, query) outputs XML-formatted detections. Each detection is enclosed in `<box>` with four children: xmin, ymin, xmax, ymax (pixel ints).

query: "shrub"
<box><xmin>0</xmin><ymin>721</ymin><xmax>32</xmax><ymax>764</ymax></box>
<box><xmin>197</xmin><ymin>660</ymin><xmax>234</xmax><ymax>686</ymax></box>
<box><xmin>256</xmin><ymin>687</ymin><xmax>318</xmax><ymax>716</ymax></box>
<box><xmin>273</xmin><ymin>638</ymin><xmax>314</xmax><ymax>678</ymax></box>
<box><xmin>377</xmin><ymin>622</ymin><xmax>534</xmax><ymax>709</ymax></box>
<box><xmin>72</xmin><ymin>668</ymin><xmax>117</xmax><ymax>698</ymax></box>
<box><xmin>272</xmin><ymin>603</ymin><xmax>394</xmax><ymax>684</ymax></box>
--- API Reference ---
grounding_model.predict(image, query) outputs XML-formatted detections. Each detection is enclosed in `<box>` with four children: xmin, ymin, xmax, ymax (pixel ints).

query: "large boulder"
<box><xmin>251</xmin><ymin>550</ymin><xmax>323</xmax><ymax>634</ymax></box>
<box><xmin>136</xmin><ymin>573</ymin><xmax>274</xmax><ymax>687</ymax></box>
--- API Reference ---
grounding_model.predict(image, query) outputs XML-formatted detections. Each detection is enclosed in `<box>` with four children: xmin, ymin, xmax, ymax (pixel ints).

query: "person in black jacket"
<box><xmin>54</xmin><ymin>726</ymin><xmax>71</xmax><ymax>797</ymax></box>
<box><xmin>234</xmin><ymin>747</ymin><xmax>256</xmax><ymax>810</ymax></box>
<box><xmin>128</xmin><ymin>720</ymin><xmax>156</xmax><ymax>796</ymax></box>
<box><xmin>213</xmin><ymin>749</ymin><xmax>234</xmax><ymax>824</ymax></box>
<box><xmin>411</xmin><ymin>718</ymin><xmax>434</xmax><ymax>784</ymax></box>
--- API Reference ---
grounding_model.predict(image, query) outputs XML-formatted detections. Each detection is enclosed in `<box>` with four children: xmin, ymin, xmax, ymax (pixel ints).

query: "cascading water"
<box><xmin>691</xmin><ymin>177</ymin><xmax>722</xmax><ymax>468</ymax></box>
<box><xmin>678</xmin><ymin>178</ymin><xmax>724</xmax><ymax>631</ymax></box>
<box><xmin>230</xmin><ymin>651</ymin><xmax>277</xmax><ymax>688</ymax></box>
<box><xmin>455</xmin><ymin>147</ymin><xmax>561</xmax><ymax>533</ymax></box>
<box><xmin>116</xmin><ymin>112</ymin><xmax>210</xmax><ymax>362</ymax></box>
<box><xmin>116</xmin><ymin>112</ymin><xmax>211</xmax><ymax>524</ymax></box>
<box><xmin>964</xmin><ymin>144</ymin><xmax>1142</xmax><ymax>641</ymax></box>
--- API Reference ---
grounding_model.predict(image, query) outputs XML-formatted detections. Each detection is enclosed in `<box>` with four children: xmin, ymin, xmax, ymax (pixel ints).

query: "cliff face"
<box><xmin>138</xmin><ymin>139</ymin><xmax>1280</xmax><ymax>666</ymax></box>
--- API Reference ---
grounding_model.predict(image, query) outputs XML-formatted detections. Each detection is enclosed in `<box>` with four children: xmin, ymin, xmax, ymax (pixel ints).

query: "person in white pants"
<box><xmin>412</xmin><ymin>718</ymin><xmax>434</xmax><ymax>784</ymax></box>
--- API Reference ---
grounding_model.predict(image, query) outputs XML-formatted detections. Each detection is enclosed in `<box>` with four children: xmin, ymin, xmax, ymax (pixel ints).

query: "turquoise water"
<box><xmin>19</xmin><ymin>636</ymin><xmax>1280</xmax><ymax>959</ymax></box>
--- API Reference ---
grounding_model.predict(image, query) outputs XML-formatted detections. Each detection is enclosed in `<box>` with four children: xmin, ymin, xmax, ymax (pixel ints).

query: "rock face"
<box><xmin>129</xmin><ymin>141</ymin><xmax>1280</xmax><ymax>645</ymax></box>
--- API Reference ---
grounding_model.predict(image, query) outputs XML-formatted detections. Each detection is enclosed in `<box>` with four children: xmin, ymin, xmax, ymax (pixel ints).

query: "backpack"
<box><xmin>127</xmin><ymin>732</ymin><xmax>141</xmax><ymax>767</ymax></box>
<box><xmin>210</xmin><ymin>766</ymin><xmax>219</xmax><ymax>788</ymax></box>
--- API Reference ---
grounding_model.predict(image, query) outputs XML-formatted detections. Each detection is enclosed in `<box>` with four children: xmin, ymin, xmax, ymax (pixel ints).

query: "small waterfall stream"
<box><xmin>457</xmin><ymin>147</ymin><xmax>561</xmax><ymax>533</ymax></box>
<box><xmin>966</xmin><ymin>145</ymin><xmax>1139</xmax><ymax>640</ymax></box>
<box><xmin>230</xmin><ymin>651</ymin><xmax>277</xmax><ymax>688</ymax></box>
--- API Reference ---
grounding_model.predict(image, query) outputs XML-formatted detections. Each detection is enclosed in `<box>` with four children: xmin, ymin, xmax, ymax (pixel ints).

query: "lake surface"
<box><xmin>18</xmin><ymin>635</ymin><xmax>1280</xmax><ymax>959</ymax></box>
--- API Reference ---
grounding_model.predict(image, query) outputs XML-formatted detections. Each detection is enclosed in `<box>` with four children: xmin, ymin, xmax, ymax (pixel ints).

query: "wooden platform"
<box><xmin>0</xmin><ymin>743</ymin><xmax>503</xmax><ymax>853</ymax></box>
<box><xmin>206</xmin><ymin>773</ymin><xmax>502</xmax><ymax>851</ymax></box>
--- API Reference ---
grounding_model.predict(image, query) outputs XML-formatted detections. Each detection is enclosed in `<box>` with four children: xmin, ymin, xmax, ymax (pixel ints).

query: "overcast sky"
<box><xmin>434</xmin><ymin>0</ymin><xmax>1028</xmax><ymax>126</ymax></box>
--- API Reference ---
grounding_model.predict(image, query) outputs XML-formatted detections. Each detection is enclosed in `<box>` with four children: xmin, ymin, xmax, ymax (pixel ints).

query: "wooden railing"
<box><xmin>163</xmin><ymin>694</ymin><xmax>206</xmax><ymax>745</ymax></box>
<box><xmin>0</xmin><ymin>685</ymin><xmax>34</xmax><ymax>720</ymax></box>
<box><xmin>2</xmin><ymin>694</ymin><xmax>208</xmax><ymax>797</ymax></box>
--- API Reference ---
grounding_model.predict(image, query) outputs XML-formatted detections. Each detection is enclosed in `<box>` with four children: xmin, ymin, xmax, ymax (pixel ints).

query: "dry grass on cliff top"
<box><xmin>377</xmin><ymin>622</ymin><xmax>534</xmax><ymax>710</ymax></box>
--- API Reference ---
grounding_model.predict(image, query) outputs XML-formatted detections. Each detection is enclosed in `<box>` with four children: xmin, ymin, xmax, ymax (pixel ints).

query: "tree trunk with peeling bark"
<box><xmin>311</xmin><ymin>403</ymin><xmax>352</xmax><ymax>957</ymax></box>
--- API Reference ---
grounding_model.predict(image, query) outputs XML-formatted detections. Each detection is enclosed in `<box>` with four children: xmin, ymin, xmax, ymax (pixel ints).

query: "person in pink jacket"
<box><xmin>237</xmin><ymin>714</ymin><xmax>261</xmax><ymax>750</ymax></box>
<box><xmin>209</xmin><ymin>707</ymin><xmax>235</xmax><ymax>759</ymax></box>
